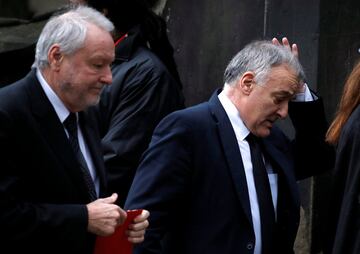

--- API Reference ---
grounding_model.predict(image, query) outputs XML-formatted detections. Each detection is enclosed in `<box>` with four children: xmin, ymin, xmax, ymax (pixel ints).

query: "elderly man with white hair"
<box><xmin>0</xmin><ymin>6</ymin><xmax>149</xmax><ymax>254</ymax></box>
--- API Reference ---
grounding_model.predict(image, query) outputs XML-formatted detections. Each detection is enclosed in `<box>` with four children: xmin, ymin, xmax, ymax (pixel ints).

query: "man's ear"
<box><xmin>48</xmin><ymin>44</ymin><xmax>63</xmax><ymax>71</ymax></box>
<box><xmin>238</xmin><ymin>71</ymin><xmax>256</xmax><ymax>95</ymax></box>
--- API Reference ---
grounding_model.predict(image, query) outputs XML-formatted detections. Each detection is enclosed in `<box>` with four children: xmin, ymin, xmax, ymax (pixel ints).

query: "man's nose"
<box><xmin>100</xmin><ymin>66</ymin><xmax>112</xmax><ymax>85</ymax></box>
<box><xmin>277</xmin><ymin>101</ymin><xmax>288</xmax><ymax>119</ymax></box>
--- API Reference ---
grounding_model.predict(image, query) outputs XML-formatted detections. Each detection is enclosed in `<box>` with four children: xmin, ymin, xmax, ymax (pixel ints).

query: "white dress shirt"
<box><xmin>36</xmin><ymin>69</ymin><xmax>100</xmax><ymax>197</ymax></box>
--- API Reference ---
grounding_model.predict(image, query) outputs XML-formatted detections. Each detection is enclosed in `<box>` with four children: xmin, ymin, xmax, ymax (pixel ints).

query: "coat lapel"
<box><xmin>208</xmin><ymin>90</ymin><xmax>253</xmax><ymax>225</ymax></box>
<box><xmin>25</xmin><ymin>70</ymin><xmax>91</xmax><ymax>199</ymax></box>
<box><xmin>262</xmin><ymin>138</ymin><xmax>300</xmax><ymax>207</ymax></box>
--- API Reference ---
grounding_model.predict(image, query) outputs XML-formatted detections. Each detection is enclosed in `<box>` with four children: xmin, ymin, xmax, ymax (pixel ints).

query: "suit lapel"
<box><xmin>262</xmin><ymin>139</ymin><xmax>300</xmax><ymax>207</ymax></box>
<box><xmin>25</xmin><ymin>70</ymin><xmax>91</xmax><ymax>198</ymax></box>
<box><xmin>208</xmin><ymin>90</ymin><xmax>253</xmax><ymax>225</ymax></box>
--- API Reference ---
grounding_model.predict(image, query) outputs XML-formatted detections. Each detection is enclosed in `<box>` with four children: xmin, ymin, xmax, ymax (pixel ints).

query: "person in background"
<box><xmin>75</xmin><ymin>0</ymin><xmax>185</xmax><ymax>206</ymax></box>
<box><xmin>324</xmin><ymin>61</ymin><xmax>360</xmax><ymax>254</ymax></box>
<box><xmin>125</xmin><ymin>38</ymin><xmax>334</xmax><ymax>254</ymax></box>
<box><xmin>0</xmin><ymin>6</ymin><xmax>148</xmax><ymax>253</ymax></box>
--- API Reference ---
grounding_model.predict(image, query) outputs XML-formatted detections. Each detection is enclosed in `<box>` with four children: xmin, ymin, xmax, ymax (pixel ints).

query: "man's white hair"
<box><xmin>33</xmin><ymin>5</ymin><xmax>114</xmax><ymax>69</ymax></box>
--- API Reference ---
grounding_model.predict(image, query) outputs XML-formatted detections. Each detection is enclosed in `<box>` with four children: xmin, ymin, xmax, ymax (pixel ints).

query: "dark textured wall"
<box><xmin>0</xmin><ymin>0</ymin><xmax>66</xmax><ymax>86</ymax></box>
<box><xmin>0</xmin><ymin>0</ymin><xmax>31</xmax><ymax>18</ymax></box>
<box><xmin>164</xmin><ymin>0</ymin><xmax>265</xmax><ymax>106</ymax></box>
<box><xmin>318</xmin><ymin>0</ymin><xmax>360</xmax><ymax>120</ymax></box>
<box><xmin>164</xmin><ymin>0</ymin><xmax>321</xmax><ymax>107</ymax></box>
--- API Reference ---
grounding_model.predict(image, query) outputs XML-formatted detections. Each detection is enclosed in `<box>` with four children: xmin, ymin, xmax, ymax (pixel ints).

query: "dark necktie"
<box><xmin>246</xmin><ymin>133</ymin><xmax>276</xmax><ymax>254</ymax></box>
<box><xmin>64</xmin><ymin>113</ymin><xmax>97</xmax><ymax>201</ymax></box>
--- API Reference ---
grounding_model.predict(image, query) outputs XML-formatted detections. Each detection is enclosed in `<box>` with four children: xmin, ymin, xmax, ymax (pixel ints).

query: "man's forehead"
<box><xmin>267</xmin><ymin>65</ymin><xmax>299</xmax><ymax>81</ymax></box>
<box><xmin>265</xmin><ymin>66</ymin><xmax>300</xmax><ymax>92</ymax></box>
<box><xmin>269</xmin><ymin>64</ymin><xmax>298</xmax><ymax>77</ymax></box>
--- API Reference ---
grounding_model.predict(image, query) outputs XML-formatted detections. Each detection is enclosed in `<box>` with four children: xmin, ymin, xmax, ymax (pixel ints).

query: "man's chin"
<box><xmin>257</xmin><ymin>127</ymin><xmax>272</xmax><ymax>138</ymax></box>
<box><xmin>82</xmin><ymin>96</ymin><xmax>101</xmax><ymax>109</ymax></box>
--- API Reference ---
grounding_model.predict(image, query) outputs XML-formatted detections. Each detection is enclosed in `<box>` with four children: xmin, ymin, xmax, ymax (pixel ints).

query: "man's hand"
<box><xmin>272</xmin><ymin>37</ymin><xmax>305</xmax><ymax>93</ymax></box>
<box><xmin>272</xmin><ymin>37</ymin><xmax>299</xmax><ymax>58</ymax></box>
<box><xmin>126</xmin><ymin>210</ymin><xmax>150</xmax><ymax>243</ymax></box>
<box><xmin>87</xmin><ymin>193</ymin><xmax>127</xmax><ymax>236</ymax></box>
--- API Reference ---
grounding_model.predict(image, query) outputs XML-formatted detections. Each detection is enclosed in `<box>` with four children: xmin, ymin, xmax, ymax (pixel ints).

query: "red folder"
<box><xmin>94</xmin><ymin>209</ymin><xmax>143</xmax><ymax>254</ymax></box>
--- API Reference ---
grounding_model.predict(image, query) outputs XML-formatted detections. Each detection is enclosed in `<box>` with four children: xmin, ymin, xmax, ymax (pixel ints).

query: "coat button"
<box><xmin>246</xmin><ymin>243</ymin><xmax>254</xmax><ymax>250</ymax></box>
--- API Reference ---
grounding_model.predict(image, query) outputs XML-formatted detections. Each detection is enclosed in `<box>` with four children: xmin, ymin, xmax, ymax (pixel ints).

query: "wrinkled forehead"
<box><xmin>269</xmin><ymin>64</ymin><xmax>300</xmax><ymax>82</ymax></box>
<box><xmin>265</xmin><ymin>65</ymin><xmax>301</xmax><ymax>92</ymax></box>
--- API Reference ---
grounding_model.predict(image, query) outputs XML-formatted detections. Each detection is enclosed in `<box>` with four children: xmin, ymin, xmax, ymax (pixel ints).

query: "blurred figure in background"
<box><xmin>324</xmin><ymin>61</ymin><xmax>360</xmax><ymax>254</ymax></box>
<box><xmin>82</xmin><ymin>0</ymin><xmax>185</xmax><ymax>206</ymax></box>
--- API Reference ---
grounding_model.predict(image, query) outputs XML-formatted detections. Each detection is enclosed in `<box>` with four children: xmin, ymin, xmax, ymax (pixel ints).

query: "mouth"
<box><xmin>91</xmin><ymin>86</ymin><xmax>103</xmax><ymax>93</ymax></box>
<box><xmin>264</xmin><ymin>119</ymin><xmax>275</xmax><ymax>128</ymax></box>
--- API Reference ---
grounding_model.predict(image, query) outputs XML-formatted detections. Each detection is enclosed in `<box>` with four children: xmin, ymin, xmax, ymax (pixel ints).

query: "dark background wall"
<box><xmin>165</xmin><ymin>0</ymin><xmax>266</xmax><ymax>106</ymax></box>
<box><xmin>0</xmin><ymin>0</ymin><xmax>65</xmax><ymax>86</ymax></box>
<box><xmin>165</xmin><ymin>0</ymin><xmax>321</xmax><ymax>107</ymax></box>
<box><xmin>0</xmin><ymin>0</ymin><xmax>30</xmax><ymax>18</ymax></box>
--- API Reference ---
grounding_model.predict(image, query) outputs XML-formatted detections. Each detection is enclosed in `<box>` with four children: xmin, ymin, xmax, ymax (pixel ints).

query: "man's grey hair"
<box><xmin>32</xmin><ymin>5</ymin><xmax>114</xmax><ymax>69</ymax></box>
<box><xmin>223</xmin><ymin>40</ymin><xmax>305</xmax><ymax>86</ymax></box>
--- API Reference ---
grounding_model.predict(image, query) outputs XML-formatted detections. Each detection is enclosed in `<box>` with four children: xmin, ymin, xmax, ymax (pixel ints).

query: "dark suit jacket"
<box><xmin>125</xmin><ymin>90</ymin><xmax>333</xmax><ymax>254</ymax></box>
<box><xmin>0</xmin><ymin>70</ymin><xmax>107</xmax><ymax>254</ymax></box>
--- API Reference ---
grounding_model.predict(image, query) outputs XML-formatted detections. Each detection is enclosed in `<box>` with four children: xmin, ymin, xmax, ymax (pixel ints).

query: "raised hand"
<box><xmin>272</xmin><ymin>37</ymin><xmax>305</xmax><ymax>93</ymax></box>
<box><xmin>272</xmin><ymin>37</ymin><xmax>299</xmax><ymax>58</ymax></box>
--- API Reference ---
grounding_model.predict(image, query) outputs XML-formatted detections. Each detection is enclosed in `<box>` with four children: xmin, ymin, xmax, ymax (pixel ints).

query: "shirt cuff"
<box><xmin>293</xmin><ymin>83</ymin><xmax>318</xmax><ymax>102</ymax></box>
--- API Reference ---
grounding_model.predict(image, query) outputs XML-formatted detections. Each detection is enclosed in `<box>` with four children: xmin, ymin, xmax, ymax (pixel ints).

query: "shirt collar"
<box><xmin>36</xmin><ymin>68</ymin><xmax>71</xmax><ymax>123</ymax></box>
<box><xmin>218</xmin><ymin>89</ymin><xmax>250</xmax><ymax>141</ymax></box>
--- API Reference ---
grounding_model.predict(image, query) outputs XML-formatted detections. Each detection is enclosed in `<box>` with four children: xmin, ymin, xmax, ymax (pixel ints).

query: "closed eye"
<box><xmin>273</xmin><ymin>91</ymin><xmax>295</xmax><ymax>104</ymax></box>
<box><xmin>273</xmin><ymin>97</ymin><xmax>286</xmax><ymax>104</ymax></box>
<box><xmin>93</xmin><ymin>63</ymin><xmax>103</xmax><ymax>68</ymax></box>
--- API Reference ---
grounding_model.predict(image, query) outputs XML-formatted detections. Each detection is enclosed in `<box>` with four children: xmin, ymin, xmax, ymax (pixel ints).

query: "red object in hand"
<box><xmin>94</xmin><ymin>209</ymin><xmax>143</xmax><ymax>254</ymax></box>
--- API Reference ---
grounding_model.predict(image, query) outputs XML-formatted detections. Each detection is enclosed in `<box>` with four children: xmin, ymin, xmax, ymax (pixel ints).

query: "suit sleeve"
<box><xmin>0</xmin><ymin>109</ymin><xmax>88</xmax><ymax>247</ymax></box>
<box><xmin>124</xmin><ymin>112</ymin><xmax>193</xmax><ymax>254</ymax></box>
<box><xmin>288</xmin><ymin>98</ymin><xmax>335</xmax><ymax>180</ymax></box>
